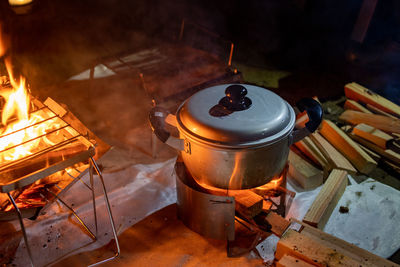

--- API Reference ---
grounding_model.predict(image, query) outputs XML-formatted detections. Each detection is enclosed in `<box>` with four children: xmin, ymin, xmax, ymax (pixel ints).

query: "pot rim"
<box><xmin>176</xmin><ymin>112</ymin><xmax>295</xmax><ymax>149</ymax></box>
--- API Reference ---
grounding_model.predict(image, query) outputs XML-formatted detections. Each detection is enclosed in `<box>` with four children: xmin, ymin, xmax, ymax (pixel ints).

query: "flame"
<box><xmin>255</xmin><ymin>175</ymin><xmax>284</xmax><ymax>191</ymax></box>
<box><xmin>0</xmin><ymin>56</ymin><xmax>62</xmax><ymax>163</ymax></box>
<box><xmin>227</xmin><ymin>153</ymin><xmax>243</xmax><ymax>189</ymax></box>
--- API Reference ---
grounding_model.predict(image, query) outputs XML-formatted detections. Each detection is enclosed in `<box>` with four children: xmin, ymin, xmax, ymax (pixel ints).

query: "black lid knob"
<box><xmin>219</xmin><ymin>85</ymin><xmax>252</xmax><ymax>111</ymax></box>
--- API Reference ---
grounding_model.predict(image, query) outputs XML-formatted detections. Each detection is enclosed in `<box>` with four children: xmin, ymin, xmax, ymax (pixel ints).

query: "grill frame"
<box><xmin>0</xmin><ymin>97</ymin><xmax>95</xmax><ymax>193</ymax></box>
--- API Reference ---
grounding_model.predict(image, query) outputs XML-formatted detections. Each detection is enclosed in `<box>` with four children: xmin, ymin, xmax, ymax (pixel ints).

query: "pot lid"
<box><xmin>176</xmin><ymin>84</ymin><xmax>295</xmax><ymax>146</ymax></box>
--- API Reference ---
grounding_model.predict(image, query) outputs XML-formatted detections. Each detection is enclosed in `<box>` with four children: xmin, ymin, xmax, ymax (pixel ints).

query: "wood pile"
<box><xmin>288</xmin><ymin>82</ymin><xmax>400</xmax><ymax>229</ymax></box>
<box><xmin>290</xmin><ymin>83</ymin><xmax>400</xmax><ymax>190</ymax></box>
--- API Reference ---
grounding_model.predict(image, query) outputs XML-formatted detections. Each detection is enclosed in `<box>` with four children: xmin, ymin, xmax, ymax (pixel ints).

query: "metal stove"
<box><xmin>174</xmin><ymin>156</ymin><xmax>295</xmax><ymax>255</ymax></box>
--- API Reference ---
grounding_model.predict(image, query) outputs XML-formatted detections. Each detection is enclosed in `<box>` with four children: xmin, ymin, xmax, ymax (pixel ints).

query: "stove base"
<box><xmin>175</xmin><ymin>159</ymin><xmax>235</xmax><ymax>241</ymax></box>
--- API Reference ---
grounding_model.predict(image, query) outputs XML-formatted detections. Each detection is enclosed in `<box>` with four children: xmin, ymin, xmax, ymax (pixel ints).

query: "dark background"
<box><xmin>0</xmin><ymin>0</ymin><xmax>400</xmax><ymax>102</ymax></box>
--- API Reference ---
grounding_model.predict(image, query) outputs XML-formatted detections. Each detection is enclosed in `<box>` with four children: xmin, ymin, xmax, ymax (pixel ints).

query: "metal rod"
<box><xmin>89</xmin><ymin>163</ymin><xmax>98</xmax><ymax>236</ymax></box>
<box><xmin>88</xmin><ymin>157</ymin><xmax>120</xmax><ymax>266</ymax></box>
<box><xmin>88</xmin><ymin>66</ymin><xmax>95</xmax><ymax>100</ymax></box>
<box><xmin>7</xmin><ymin>192</ymin><xmax>34</xmax><ymax>267</ymax></box>
<box><xmin>139</xmin><ymin>73</ymin><xmax>156</xmax><ymax>107</ymax></box>
<box><xmin>0</xmin><ymin>105</ymin><xmax>48</xmax><ymax>128</ymax></box>
<box><xmin>68</xmin><ymin>171</ymin><xmax>92</xmax><ymax>190</ymax></box>
<box><xmin>46</xmin><ymin>189</ymin><xmax>96</xmax><ymax>240</ymax></box>
<box><xmin>228</xmin><ymin>43</ymin><xmax>234</xmax><ymax>67</ymax></box>
<box><xmin>178</xmin><ymin>19</ymin><xmax>185</xmax><ymax>41</ymax></box>
<box><xmin>0</xmin><ymin>124</ymin><xmax>70</xmax><ymax>155</ymax></box>
<box><xmin>0</xmin><ymin>113</ymin><xmax>57</xmax><ymax>139</ymax></box>
<box><xmin>0</xmin><ymin>135</ymin><xmax>82</xmax><ymax>172</ymax></box>
<box><xmin>151</xmin><ymin>131</ymin><xmax>158</xmax><ymax>159</ymax></box>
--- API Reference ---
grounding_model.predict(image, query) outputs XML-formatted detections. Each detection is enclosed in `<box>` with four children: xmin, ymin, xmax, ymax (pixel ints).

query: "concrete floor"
<box><xmin>54</xmin><ymin>204</ymin><xmax>265</xmax><ymax>267</ymax></box>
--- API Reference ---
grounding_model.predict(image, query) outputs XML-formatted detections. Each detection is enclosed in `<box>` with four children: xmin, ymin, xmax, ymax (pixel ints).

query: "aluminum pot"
<box><xmin>150</xmin><ymin>84</ymin><xmax>322</xmax><ymax>189</ymax></box>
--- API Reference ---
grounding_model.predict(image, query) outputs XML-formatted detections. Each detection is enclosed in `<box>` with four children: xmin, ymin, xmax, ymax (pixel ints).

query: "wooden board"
<box><xmin>276</xmin><ymin>254</ymin><xmax>314</xmax><ymax>267</ymax></box>
<box><xmin>291</xmin><ymin>218</ymin><xmax>400</xmax><ymax>267</ymax></box>
<box><xmin>265</xmin><ymin>211</ymin><xmax>290</xmax><ymax>237</ymax></box>
<box><xmin>383</xmin><ymin>160</ymin><xmax>400</xmax><ymax>175</ymax></box>
<box><xmin>303</xmin><ymin>169</ymin><xmax>348</xmax><ymax>229</ymax></box>
<box><xmin>262</xmin><ymin>200</ymin><xmax>273</xmax><ymax>212</ymax></box>
<box><xmin>366</xmin><ymin>104</ymin><xmax>398</xmax><ymax>119</ymax></box>
<box><xmin>310</xmin><ymin>132</ymin><xmax>357</xmax><ymax>175</ymax></box>
<box><xmin>344</xmin><ymin>82</ymin><xmax>400</xmax><ymax>117</ymax></box>
<box><xmin>319</xmin><ymin>120</ymin><xmax>377</xmax><ymax>174</ymax></box>
<box><xmin>288</xmin><ymin>150</ymin><xmax>323</xmax><ymax>190</ymax></box>
<box><xmin>358</xmin><ymin>144</ymin><xmax>382</xmax><ymax>162</ymax></box>
<box><xmin>294</xmin><ymin>136</ymin><xmax>331</xmax><ymax>172</ymax></box>
<box><xmin>350</xmin><ymin>134</ymin><xmax>400</xmax><ymax>165</ymax></box>
<box><xmin>275</xmin><ymin>229</ymin><xmax>362</xmax><ymax>266</ymax></box>
<box><xmin>295</xmin><ymin>112</ymin><xmax>309</xmax><ymax>129</ymax></box>
<box><xmin>352</xmin><ymin>123</ymin><xmax>393</xmax><ymax>149</ymax></box>
<box><xmin>344</xmin><ymin>99</ymin><xmax>372</xmax><ymax>113</ymax></box>
<box><xmin>231</xmin><ymin>190</ymin><xmax>263</xmax><ymax>218</ymax></box>
<box><xmin>339</xmin><ymin>110</ymin><xmax>400</xmax><ymax>134</ymax></box>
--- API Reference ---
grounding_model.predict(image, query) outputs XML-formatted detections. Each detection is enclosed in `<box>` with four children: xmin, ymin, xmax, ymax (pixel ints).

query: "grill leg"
<box><xmin>7</xmin><ymin>192</ymin><xmax>34</xmax><ymax>267</ymax></box>
<box><xmin>46</xmin><ymin>188</ymin><xmax>96</xmax><ymax>240</ymax></box>
<box><xmin>88</xmin><ymin>157</ymin><xmax>120</xmax><ymax>267</ymax></box>
<box><xmin>89</xmin><ymin>163</ymin><xmax>98</xmax><ymax>236</ymax></box>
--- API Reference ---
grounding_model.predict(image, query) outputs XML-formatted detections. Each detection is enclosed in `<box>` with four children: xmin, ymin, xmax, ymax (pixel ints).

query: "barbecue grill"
<box><xmin>0</xmin><ymin>94</ymin><xmax>120</xmax><ymax>266</ymax></box>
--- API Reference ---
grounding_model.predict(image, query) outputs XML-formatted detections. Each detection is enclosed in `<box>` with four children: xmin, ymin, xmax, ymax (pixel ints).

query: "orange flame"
<box><xmin>255</xmin><ymin>175</ymin><xmax>284</xmax><ymax>191</ymax></box>
<box><xmin>0</xmin><ymin>38</ymin><xmax>62</xmax><ymax>163</ymax></box>
<box><xmin>2</xmin><ymin>58</ymin><xmax>30</xmax><ymax>124</ymax></box>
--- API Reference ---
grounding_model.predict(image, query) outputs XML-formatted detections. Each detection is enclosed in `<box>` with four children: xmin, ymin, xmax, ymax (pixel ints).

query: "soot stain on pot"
<box><xmin>209</xmin><ymin>104</ymin><xmax>234</xmax><ymax>117</ymax></box>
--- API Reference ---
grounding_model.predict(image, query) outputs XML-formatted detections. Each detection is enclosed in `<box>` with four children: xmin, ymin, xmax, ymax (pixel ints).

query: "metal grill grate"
<box><xmin>0</xmin><ymin>99</ymin><xmax>94</xmax><ymax>193</ymax></box>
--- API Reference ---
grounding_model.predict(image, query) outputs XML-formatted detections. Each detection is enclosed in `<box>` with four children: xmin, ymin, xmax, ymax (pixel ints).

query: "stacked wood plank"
<box><xmin>288</xmin><ymin>150</ymin><xmax>323</xmax><ymax>190</ymax></box>
<box><xmin>284</xmin><ymin>82</ymin><xmax>400</xmax><ymax>265</ymax></box>
<box><xmin>341</xmin><ymin>82</ymin><xmax>400</xmax><ymax>174</ymax></box>
<box><xmin>344</xmin><ymin>82</ymin><xmax>400</xmax><ymax>117</ymax></box>
<box><xmin>310</xmin><ymin>133</ymin><xmax>357</xmax><ymax>175</ymax></box>
<box><xmin>302</xmin><ymin>169</ymin><xmax>348</xmax><ymax>229</ymax></box>
<box><xmin>290</xmin><ymin>82</ymin><xmax>400</xmax><ymax>192</ymax></box>
<box><xmin>319</xmin><ymin>120</ymin><xmax>377</xmax><ymax>174</ymax></box>
<box><xmin>275</xmin><ymin>219</ymin><xmax>400</xmax><ymax>267</ymax></box>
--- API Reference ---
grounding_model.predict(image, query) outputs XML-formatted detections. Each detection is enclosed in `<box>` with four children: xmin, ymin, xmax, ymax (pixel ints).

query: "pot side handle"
<box><xmin>149</xmin><ymin>106</ymin><xmax>185</xmax><ymax>151</ymax></box>
<box><xmin>289</xmin><ymin>98</ymin><xmax>323</xmax><ymax>145</ymax></box>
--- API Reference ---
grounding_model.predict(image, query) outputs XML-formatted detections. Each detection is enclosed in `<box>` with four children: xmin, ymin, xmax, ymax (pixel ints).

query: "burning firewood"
<box><xmin>231</xmin><ymin>190</ymin><xmax>264</xmax><ymax>218</ymax></box>
<box><xmin>0</xmin><ymin>142</ymin><xmax>89</xmax><ymax>187</ymax></box>
<box><xmin>1</xmin><ymin>183</ymin><xmax>53</xmax><ymax>212</ymax></box>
